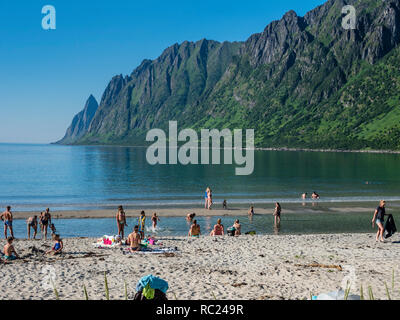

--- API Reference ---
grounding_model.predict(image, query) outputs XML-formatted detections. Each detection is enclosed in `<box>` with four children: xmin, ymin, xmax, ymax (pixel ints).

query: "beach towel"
<box><xmin>93</xmin><ymin>235</ymin><xmax>122</xmax><ymax>248</ymax></box>
<box><xmin>123</xmin><ymin>247</ymin><xmax>178</xmax><ymax>254</ymax></box>
<box><xmin>135</xmin><ymin>274</ymin><xmax>169</xmax><ymax>294</ymax></box>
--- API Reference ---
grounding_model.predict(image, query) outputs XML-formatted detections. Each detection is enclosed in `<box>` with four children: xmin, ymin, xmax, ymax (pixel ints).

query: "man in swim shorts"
<box><xmin>127</xmin><ymin>225</ymin><xmax>142</xmax><ymax>252</ymax></box>
<box><xmin>1</xmin><ymin>206</ymin><xmax>14</xmax><ymax>239</ymax></box>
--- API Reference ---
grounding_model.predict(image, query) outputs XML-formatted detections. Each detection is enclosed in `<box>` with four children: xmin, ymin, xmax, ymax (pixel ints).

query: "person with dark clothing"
<box><xmin>384</xmin><ymin>214</ymin><xmax>397</xmax><ymax>239</ymax></box>
<box><xmin>372</xmin><ymin>200</ymin><xmax>386</xmax><ymax>242</ymax></box>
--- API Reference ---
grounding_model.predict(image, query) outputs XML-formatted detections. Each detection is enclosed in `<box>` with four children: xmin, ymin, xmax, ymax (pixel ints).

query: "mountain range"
<box><xmin>56</xmin><ymin>0</ymin><xmax>400</xmax><ymax>150</ymax></box>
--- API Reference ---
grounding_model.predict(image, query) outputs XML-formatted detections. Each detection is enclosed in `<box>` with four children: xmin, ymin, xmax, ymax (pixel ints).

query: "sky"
<box><xmin>0</xmin><ymin>0</ymin><xmax>326</xmax><ymax>143</ymax></box>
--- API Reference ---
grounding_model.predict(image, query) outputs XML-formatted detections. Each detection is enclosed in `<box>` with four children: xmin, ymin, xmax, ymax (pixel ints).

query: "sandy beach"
<box><xmin>1</xmin><ymin>233</ymin><xmax>399</xmax><ymax>300</ymax></box>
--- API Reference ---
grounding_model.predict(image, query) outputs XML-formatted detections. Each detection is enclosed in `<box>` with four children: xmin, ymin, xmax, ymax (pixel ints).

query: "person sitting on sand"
<box><xmin>26</xmin><ymin>215</ymin><xmax>38</xmax><ymax>239</ymax></box>
<box><xmin>138</xmin><ymin>211</ymin><xmax>146</xmax><ymax>239</ymax></box>
<box><xmin>210</xmin><ymin>219</ymin><xmax>224</xmax><ymax>236</ymax></box>
<box><xmin>248</xmin><ymin>206</ymin><xmax>255</xmax><ymax>217</ymax></box>
<box><xmin>40</xmin><ymin>208</ymin><xmax>52</xmax><ymax>240</ymax></box>
<box><xmin>1</xmin><ymin>206</ymin><xmax>14</xmax><ymax>239</ymax></box>
<box><xmin>273</xmin><ymin>202</ymin><xmax>282</xmax><ymax>225</ymax></box>
<box><xmin>188</xmin><ymin>220</ymin><xmax>201</xmax><ymax>237</ymax></box>
<box><xmin>372</xmin><ymin>200</ymin><xmax>386</xmax><ymax>242</ymax></box>
<box><xmin>311</xmin><ymin>192</ymin><xmax>320</xmax><ymax>200</ymax></box>
<box><xmin>116</xmin><ymin>205</ymin><xmax>128</xmax><ymax>239</ymax></box>
<box><xmin>127</xmin><ymin>225</ymin><xmax>142</xmax><ymax>252</ymax></box>
<box><xmin>186</xmin><ymin>213</ymin><xmax>196</xmax><ymax>222</ymax></box>
<box><xmin>3</xmin><ymin>237</ymin><xmax>19</xmax><ymax>261</ymax></box>
<box><xmin>223</xmin><ymin>200</ymin><xmax>227</xmax><ymax>210</ymax></box>
<box><xmin>233</xmin><ymin>219</ymin><xmax>241</xmax><ymax>236</ymax></box>
<box><xmin>46</xmin><ymin>234</ymin><xmax>63</xmax><ymax>255</ymax></box>
<box><xmin>151</xmin><ymin>212</ymin><xmax>160</xmax><ymax>229</ymax></box>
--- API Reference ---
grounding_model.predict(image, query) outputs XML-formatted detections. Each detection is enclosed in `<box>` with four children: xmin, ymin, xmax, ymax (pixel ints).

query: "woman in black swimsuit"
<box><xmin>40</xmin><ymin>208</ymin><xmax>51</xmax><ymax>240</ymax></box>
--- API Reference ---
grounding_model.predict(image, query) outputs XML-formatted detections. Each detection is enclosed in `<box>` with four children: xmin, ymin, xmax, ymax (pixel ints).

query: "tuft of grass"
<box><xmin>83</xmin><ymin>284</ymin><xmax>89</xmax><ymax>300</ymax></box>
<box><xmin>211</xmin><ymin>291</ymin><xmax>217</xmax><ymax>300</ymax></box>
<box><xmin>360</xmin><ymin>285</ymin><xmax>364</xmax><ymax>300</ymax></box>
<box><xmin>368</xmin><ymin>286</ymin><xmax>374</xmax><ymax>300</ymax></box>
<box><xmin>385</xmin><ymin>282</ymin><xmax>391</xmax><ymax>300</ymax></box>
<box><xmin>172</xmin><ymin>291</ymin><xmax>178</xmax><ymax>300</ymax></box>
<box><xmin>344</xmin><ymin>281</ymin><xmax>350</xmax><ymax>300</ymax></box>
<box><xmin>104</xmin><ymin>272</ymin><xmax>110</xmax><ymax>300</ymax></box>
<box><xmin>51</xmin><ymin>279</ymin><xmax>60</xmax><ymax>300</ymax></box>
<box><xmin>124</xmin><ymin>281</ymin><xmax>128</xmax><ymax>300</ymax></box>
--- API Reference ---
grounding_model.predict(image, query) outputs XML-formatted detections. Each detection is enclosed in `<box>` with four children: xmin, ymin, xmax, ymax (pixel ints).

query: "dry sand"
<box><xmin>1</xmin><ymin>233</ymin><xmax>399</xmax><ymax>300</ymax></box>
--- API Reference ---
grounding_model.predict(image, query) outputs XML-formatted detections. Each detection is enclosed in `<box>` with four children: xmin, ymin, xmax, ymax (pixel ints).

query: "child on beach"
<box><xmin>26</xmin><ymin>215</ymin><xmax>38</xmax><ymax>239</ymax></box>
<box><xmin>151</xmin><ymin>212</ymin><xmax>160</xmax><ymax>229</ymax></box>
<box><xmin>116</xmin><ymin>205</ymin><xmax>128</xmax><ymax>239</ymax></box>
<box><xmin>210</xmin><ymin>219</ymin><xmax>224</xmax><ymax>236</ymax></box>
<box><xmin>138</xmin><ymin>211</ymin><xmax>146</xmax><ymax>239</ymax></box>
<box><xmin>1</xmin><ymin>206</ymin><xmax>14</xmax><ymax>239</ymax></box>
<box><xmin>232</xmin><ymin>219</ymin><xmax>241</xmax><ymax>236</ymax></box>
<box><xmin>50</xmin><ymin>223</ymin><xmax>57</xmax><ymax>236</ymax></box>
<box><xmin>3</xmin><ymin>237</ymin><xmax>19</xmax><ymax>261</ymax></box>
<box><xmin>46</xmin><ymin>234</ymin><xmax>63</xmax><ymax>255</ymax></box>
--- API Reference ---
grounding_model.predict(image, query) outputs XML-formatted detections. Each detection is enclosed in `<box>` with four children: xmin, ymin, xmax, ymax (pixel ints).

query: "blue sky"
<box><xmin>0</xmin><ymin>0</ymin><xmax>326</xmax><ymax>143</ymax></box>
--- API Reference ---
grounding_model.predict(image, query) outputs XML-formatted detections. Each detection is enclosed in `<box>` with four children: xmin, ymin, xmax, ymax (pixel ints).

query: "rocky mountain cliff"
<box><xmin>57</xmin><ymin>0</ymin><xmax>400</xmax><ymax>150</ymax></box>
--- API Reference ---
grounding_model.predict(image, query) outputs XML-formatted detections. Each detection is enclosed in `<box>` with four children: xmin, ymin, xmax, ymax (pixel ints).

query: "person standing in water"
<box><xmin>273</xmin><ymin>202</ymin><xmax>281</xmax><ymax>225</ymax></box>
<box><xmin>40</xmin><ymin>208</ymin><xmax>52</xmax><ymax>240</ymax></box>
<box><xmin>210</xmin><ymin>218</ymin><xmax>224</xmax><ymax>236</ymax></box>
<box><xmin>207</xmin><ymin>188</ymin><xmax>213</xmax><ymax>210</ymax></box>
<box><xmin>151</xmin><ymin>212</ymin><xmax>160</xmax><ymax>229</ymax></box>
<box><xmin>233</xmin><ymin>219</ymin><xmax>241</xmax><ymax>236</ymax></box>
<box><xmin>116</xmin><ymin>206</ymin><xmax>128</xmax><ymax>239</ymax></box>
<box><xmin>138</xmin><ymin>211</ymin><xmax>146</xmax><ymax>239</ymax></box>
<box><xmin>26</xmin><ymin>215</ymin><xmax>38</xmax><ymax>239</ymax></box>
<box><xmin>1</xmin><ymin>206</ymin><xmax>14</xmax><ymax>239</ymax></box>
<box><xmin>204</xmin><ymin>188</ymin><xmax>210</xmax><ymax>209</ymax></box>
<box><xmin>372</xmin><ymin>200</ymin><xmax>386</xmax><ymax>242</ymax></box>
<box><xmin>188</xmin><ymin>220</ymin><xmax>201</xmax><ymax>237</ymax></box>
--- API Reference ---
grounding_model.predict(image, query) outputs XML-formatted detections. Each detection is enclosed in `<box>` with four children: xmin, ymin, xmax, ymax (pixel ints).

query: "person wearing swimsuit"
<box><xmin>116</xmin><ymin>206</ymin><xmax>128</xmax><ymax>239</ymax></box>
<box><xmin>138</xmin><ymin>211</ymin><xmax>146</xmax><ymax>239</ymax></box>
<box><xmin>3</xmin><ymin>237</ymin><xmax>19</xmax><ymax>261</ymax></box>
<box><xmin>151</xmin><ymin>213</ymin><xmax>160</xmax><ymax>229</ymax></box>
<box><xmin>188</xmin><ymin>220</ymin><xmax>201</xmax><ymax>237</ymax></box>
<box><xmin>1</xmin><ymin>206</ymin><xmax>14</xmax><ymax>239</ymax></box>
<box><xmin>205</xmin><ymin>188</ymin><xmax>209</xmax><ymax>209</ymax></box>
<box><xmin>273</xmin><ymin>202</ymin><xmax>281</xmax><ymax>225</ymax></box>
<box><xmin>127</xmin><ymin>225</ymin><xmax>142</xmax><ymax>252</ymax></box>
<box><xmin>210</xmin><ymin>218</ymin><xmax>224</xmax><ymax>236</ymax></box>
<box><xmin>26</xmin><ymin>215</ymin><xmax>38</xmax><ymax>239</ymax></box>
<box><xmin>46</xmin><ymin>234</ymin><xmax>63</xmax><ymax>255</ymax></box>
<box><xmin>40</xmin><ymin>208</ymin><xmax>52</xmax><ymax>240</ymax></box>
<box><xmin>207</xmin><ymin>189</ymin><xmax>213</xmax><ymax>210</ymax></box>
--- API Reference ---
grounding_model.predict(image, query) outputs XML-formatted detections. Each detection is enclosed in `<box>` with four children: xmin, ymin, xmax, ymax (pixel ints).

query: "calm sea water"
<box><xmin>1</xmin><ymin>143</ymin><xmax>400</xmax><ymax>211</ymax></box>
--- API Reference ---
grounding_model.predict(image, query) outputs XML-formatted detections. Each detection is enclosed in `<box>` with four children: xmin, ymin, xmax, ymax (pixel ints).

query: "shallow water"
<box><xmin>6</xmin><ymin>212</ymin><xmax>398</xmax><ymax>238</ymax></box>
<box><xmin>1</xmin><ymin>143</ymin><xmax>400</xmax><ymax>211</ymax></box>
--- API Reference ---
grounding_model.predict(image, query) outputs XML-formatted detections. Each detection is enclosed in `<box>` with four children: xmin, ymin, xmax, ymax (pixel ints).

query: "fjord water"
<box><xmin>1</xmin><ymin>143</ymin><xmax>400</xmax><ymax>211</ymax></box>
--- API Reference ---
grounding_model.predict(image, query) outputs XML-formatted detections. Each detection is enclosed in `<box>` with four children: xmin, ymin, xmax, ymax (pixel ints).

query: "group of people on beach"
<box><xmin>0</xmin><ymin>206</ymin><xmax>63</xmax><ymax>262</ymax></box>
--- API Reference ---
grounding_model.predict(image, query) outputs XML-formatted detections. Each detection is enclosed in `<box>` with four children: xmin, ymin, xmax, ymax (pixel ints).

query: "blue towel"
<box><xmin>136</xmin><ymin>274</ymin><xmax>169</xmax><ymax>293</ymax></box>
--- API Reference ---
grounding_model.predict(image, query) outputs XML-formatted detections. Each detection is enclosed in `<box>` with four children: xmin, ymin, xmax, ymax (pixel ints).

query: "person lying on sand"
<box><xmin>210</xmin><ymin>219</ymin><xmax>224</xmax><ymax>236</ymax></box>
<box><xmin>127</xmin><ymin>225</ymin><xmax>142</xmax><ymax>252</ymax></box>
<box><xmin>233</xmin><ymin>219</ymin><xmax>241</xmax><ymax>236</ymax></box>
<box><xmin>188</xmin><ymin>220</ymin><xmax>201</xmax><ymax>237</ymax></box>
<box><xmin>3</xmin><ymin>237</ymin><xmax>19</xmax><ymax>261</ymax></box>
<box><xmin>46</xmin><ymin>234</ymin><xmax>63</xmax><ymax>255</ymax></box>
<box><xmin>27</xmin><ymin>215</ymin><xmax>38</xmax><ymax>239</ymax></box>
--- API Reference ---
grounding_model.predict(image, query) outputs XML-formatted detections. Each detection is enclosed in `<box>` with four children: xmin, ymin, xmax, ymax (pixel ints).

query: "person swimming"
<box><xmin>188</xmin><ymin>220</ymin><xmax>201</xmax><ymax>237</ymax></box>
<box><xmin>210</xmin><ymin>219</ymin><xmax>224</xmax><ymax>236</ymax></box>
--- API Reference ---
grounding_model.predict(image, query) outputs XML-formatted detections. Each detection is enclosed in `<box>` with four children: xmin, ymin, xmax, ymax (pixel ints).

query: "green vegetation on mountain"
<box><xmin>57</xmin><ymin>0</ymin><xmax>400</xmax><ymax>150</ymax></box>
